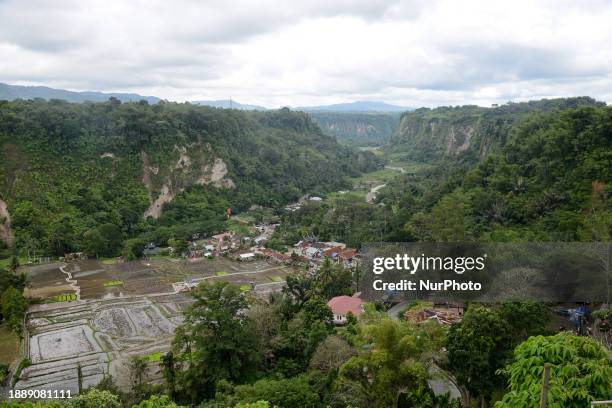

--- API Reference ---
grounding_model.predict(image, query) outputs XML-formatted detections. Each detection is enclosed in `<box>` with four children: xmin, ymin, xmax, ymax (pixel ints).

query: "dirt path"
<box><xmin>364</xmin><ymin>164</ymin><xmax>405</xmax><ymax>203</ymax></box>
<box><xmin>384</xmin><ymin>165</ymin><xmax>406</xmax><ymax>173</ymax></box>
<box><xmin>59</xmin><ymin>263</ymin><xmax>81</xmax><ymax>300</ymax></box>
<box><xmin>366</xmin><ymin>183</ymin><xmax>387</xmax><ymax>203</ymax></box>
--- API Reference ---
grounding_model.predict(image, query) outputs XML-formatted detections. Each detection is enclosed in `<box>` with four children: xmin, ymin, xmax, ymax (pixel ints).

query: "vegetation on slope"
<box><xmin>308</xmin><ymin>112</ymin><xmax>401</xmax><ymax>146</ymax></box>
<box><xmin>0</xmin><ymin>99</ymin><xmax>381</xmax><ymax>259</ymax></box>
<box><xmin>389</xmin><ymin>97</ymin><xmax>605</xmax><ymax>162</ymax></box>
<box><xmin>275</xmin><ymin>103</ymin><xmax>611</xmax><ymax>245</ymax></box>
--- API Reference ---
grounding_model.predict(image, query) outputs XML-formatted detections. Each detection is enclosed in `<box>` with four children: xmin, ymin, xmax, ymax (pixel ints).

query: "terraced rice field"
<box><xmin>15</xmin><ymin>294</ymin><xmax>190</xmax><ymax>394</ymax></box>
<box><xmin>14</xmin><ymin>257</ymin><xmax>295</xmax><ymax>392</ymax></box>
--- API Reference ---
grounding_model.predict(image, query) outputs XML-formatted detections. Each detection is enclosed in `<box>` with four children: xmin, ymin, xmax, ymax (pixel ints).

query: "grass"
<box><xmin>0</xmin><ymin>256</ymin><xmax>28</xmax><ymax>269</ymax></box>
<box><xmin>228</xmin><ymin>219</ymin><xmax>251</xmax><ymax>235</ymax></box>
<box><xmin>326</xmin><ymin>190</ymin><xmax>367</xmax><ymax>203</ymax></box>
<box><xmin>100</xmin><ymin>258</ymin><xmax>117</xmax><ymax>265</ymax></box>
<box><xmin>103</xmin><ymin>280</ymin><xmax>123</xmax><ymax>287</ymax></box>
<box><xmin>145</xmin><ymin>352</ymin><xmax>164</xmax><ymax>362</ymax></box>
<box><xmin>269</xmin><ymin>276</ymin><xmax>283</xmax><ymax>282</ymax></box>
<box><xmin>352</xmin><ymin>167</ymin><xmax>401</xmax><ymax>184</ymax></box>
<box><xmin>53</xmin><ymin>293</ymin><xmax>77</xmax><ymax>302</ymax></box>
<box><xmin>216</xmin><ymin>271</ymin><xmax>229</xmax><ymax>276</ymax></box>
<box><xmin>0</xmin><ymin>325</ymin><xmax>19</xmax><ymax>365</ymax></box>
<box><xmin>239</xmin><ymin>284</ymin><xmax>252</xmax><ymax>292</ymax></box>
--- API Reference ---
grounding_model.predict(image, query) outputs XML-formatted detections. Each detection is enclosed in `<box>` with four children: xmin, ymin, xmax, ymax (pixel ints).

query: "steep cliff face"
<box><xmin>308</xmin><ymin>112</ymin><xmax>401</xmax><ymax>146</ymax></box>
<box><xmin>142</xmin><ymin>146</ymin><xmax>235</xmax><ymax>219</ymax></box>
<box><xmin>0</xmin><ymin>198</ymin><xmax>12</xmax><ymax>246</ymax></box>
<box><xmin>390</xmin><ymin>97</ymin><xmax>605</xmax><ymax>162</ymax></box>
<box><xmin>0</xmin><ymin>100</ymin><xmax>381</xmax><ymax>253</ymax></box>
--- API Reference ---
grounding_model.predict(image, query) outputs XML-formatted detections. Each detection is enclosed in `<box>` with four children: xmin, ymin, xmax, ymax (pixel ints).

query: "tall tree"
<box><xmin>173</xmin><ymin>281</ymin><xmax>260</xmax><ymax>403</ymax></box>
<box><xmin>495</xmin><ymin>333</ymin><xmax>612</xmax><ymax>407</ymax></box>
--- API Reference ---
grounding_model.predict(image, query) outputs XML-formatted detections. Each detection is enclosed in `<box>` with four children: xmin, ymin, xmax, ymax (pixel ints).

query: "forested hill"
<box><xmin>0</xmin><ymin>100</ymin><xmax>380</xmax><ymax>257</ymax></box>
<box><xmin>389</xmin><ymin>97</ymin><xmax>606</xmax><ymax>162</ymax></box>
<box><xmin>0</xmin><ymin>82</ymin><xmax>161</xmax><ymax>104</ymax></box>
<box><xmin>308</xmin><ymin>112</ymin><xmax>401</xmax><ymax>146</ymax></box>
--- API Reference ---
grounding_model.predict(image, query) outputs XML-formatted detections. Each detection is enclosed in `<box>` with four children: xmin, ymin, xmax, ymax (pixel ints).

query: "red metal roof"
<box><xmin>327</xmin><ymin>295</ymin><xmax>364</xmax><ymax>316</ymax></box>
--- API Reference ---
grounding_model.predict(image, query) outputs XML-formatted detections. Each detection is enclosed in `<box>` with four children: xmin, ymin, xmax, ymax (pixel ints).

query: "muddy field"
<box><xmin>13</xmin><ymin>257</ymin><xmax>293</xmax><ymax>393</ymax></box>
<box><xmin>24</xmin><ymin>257</ymin><xmax>293</xmax><ymax>302</ymax></box>
<box><xmin>15</xmin><ymin>293</ymin><xmax>190</xmax><ymax>394</ymax></box>
<box><xmin>23</xmin><ymin>263</ymin><xmax>73</xmax><ymax>299</ymax></box>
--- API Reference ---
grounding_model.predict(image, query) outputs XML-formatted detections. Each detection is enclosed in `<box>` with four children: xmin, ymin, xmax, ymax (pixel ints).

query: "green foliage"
<box><xmin>389</xmin><ymin>97</ymin><xmax>605</xmax><ymax>162</ymax></box>
<box><xmin>333</xmin><ymin>318</ymin><xmax>444</xmax><ymax>408</ymax></box>
<box><xmin>495</xmin><ymin>333</ymin><xmax>612</xmax><ymax>407</ymax></box>
<box><xmin>309</xmin><ymin>111</ymin><xmax>400</xmax><ymax>147</ymax></box>
<box><xmin>0</xmin><ymin>100</ymin><xmax>378</xmax><ymax>257</ymax></box>
<box><xmin>173</xmin><ymin>282</ymin><xmax>260</xmax><ymax>403</ymax></box>
<box><xmin>445</xmin><ymin>303</ymin><xmax>553</xmax><ymax>405</ymax></box>
<box><xmin>132</xmin><ymin>395</ymin><xmax>184</xmax><ymax>408</ymax></box>
<box><xmin>387</xmin><ymin>104</ymin><xmax>612</xmax><ymax>242</ymax></box>
<box><xmin>65</xmin><ymin>389</ymin><xmax>121</xmax><ymax>408</ymax></box>
<box><xmin>1</xmin><ymin>286</ymin><xmax>27</xmax><ymax>333</ymax></box>
<box><xmin>223</xmin><ymin>375</ymin><xmax>320</xmax><ymax>408</ymax></box>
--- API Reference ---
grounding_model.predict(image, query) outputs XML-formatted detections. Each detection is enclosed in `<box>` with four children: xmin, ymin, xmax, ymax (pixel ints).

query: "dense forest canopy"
<box><xmin>0</xmin><ymin>99</ymin><xmax>382</xmax><ymax>258</ymax></box>
<box><xmin>273</xmin><ymin>103</ymin><xmax>611</xmax><ymax>245</ymax></box>
<box><xmin>389</xmin><ymin>97</ymin><xmax>606</xmax><ymax>162</ymax></box>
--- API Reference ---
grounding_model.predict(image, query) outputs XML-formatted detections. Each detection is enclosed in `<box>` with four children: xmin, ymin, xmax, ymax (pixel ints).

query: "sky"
<box><xmin>0</xmin><ymin>0</ymin><xmax>611</xmax><ymax>108</ymax></box>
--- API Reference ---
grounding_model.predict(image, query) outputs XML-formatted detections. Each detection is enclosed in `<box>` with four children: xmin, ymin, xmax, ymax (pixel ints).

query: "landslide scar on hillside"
<box><xmin>142</xmin><ymin>148</ymin><xmax>234</xmax><ymax>220</ymax></box>
<box><xmin>0</xmin><ymin>198</ymin><xmax>13</xmax><ymax>247</ymax></box>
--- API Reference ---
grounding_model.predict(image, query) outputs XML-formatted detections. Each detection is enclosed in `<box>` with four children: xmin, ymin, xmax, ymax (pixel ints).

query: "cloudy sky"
<box><xmin>1</xmin><ymin>0</ymin><xmax>611</xmax><ymax>108</ymax></box>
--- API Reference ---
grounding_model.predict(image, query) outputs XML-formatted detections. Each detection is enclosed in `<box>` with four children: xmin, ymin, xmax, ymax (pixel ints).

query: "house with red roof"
<box><xmin>327</xmin><ymin>295</ymin><xmax>364</xmax><ymax>324</ymax></box>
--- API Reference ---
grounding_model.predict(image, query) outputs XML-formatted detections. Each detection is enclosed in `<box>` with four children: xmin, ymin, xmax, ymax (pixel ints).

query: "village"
<box><xmin>4</xmin><ymin>210</ymin><xmax>370</xmax><ymax>395</ymax></box>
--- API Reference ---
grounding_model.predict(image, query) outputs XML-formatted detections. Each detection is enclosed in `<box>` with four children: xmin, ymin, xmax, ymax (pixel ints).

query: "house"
<box><xmin>327</xmin><ymin>295</ymin><xmax>364</xmax><ymax>324</ymax></box>
<box><xmin>323</xmin><ymin>247</ymin><xmax>358</xmax><ymax>268</ymax></box>
<box><xmin>238</xmin><ymin>252</ymin><xmax>256</xmax><ymax>262</ymax></box>
<box><xmin>338</xmin><ymin>248</ymin><xmax>358</xmax><ymax>268</ymax></box>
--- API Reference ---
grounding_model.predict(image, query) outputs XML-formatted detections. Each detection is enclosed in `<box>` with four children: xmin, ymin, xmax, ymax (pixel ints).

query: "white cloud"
<box><xmin>0</xmin><ymin>0</ymin><xmax>610</xmax><ymax>107</ymax></box>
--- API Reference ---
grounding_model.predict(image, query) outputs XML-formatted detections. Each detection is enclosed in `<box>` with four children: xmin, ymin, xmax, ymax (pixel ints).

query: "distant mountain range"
<box><xmin>296</xmin><ymin>100</ymin><xmax>412</xmax><ymax>112</ymax></box>
<box><xmin>0</xmin><ymin>82</ymin><xmax>412</xmax><ymax>113</ymax></box>
<box><xmin>0</xmin><ymin>82</ymin><xmax>161</xmax><ymax>104</ymax></box>
<box><xmin>192</xmin><ymin>99</ymin><xmax>266</xmax><ymax>110</ymax></box>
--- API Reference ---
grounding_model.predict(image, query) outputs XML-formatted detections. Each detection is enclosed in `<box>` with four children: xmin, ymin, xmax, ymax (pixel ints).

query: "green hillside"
<box><xmin>389</xmin><ymin>97</ymin><xmax>605</xmax><ymax>162</ymax></box>
<box><xmin>0</xmin><ymin>100</ymin><xmax>380</xmax><ymax>258</ymax></box>
<box><xmin>274</xmin><ymin>103</ymin><xmax>611</xmax><ymax>245</ymax></box>
<box><xmin>309</xmin><ymin>111</ymin><xmax>401</xmax><ymax>146</ymax></box>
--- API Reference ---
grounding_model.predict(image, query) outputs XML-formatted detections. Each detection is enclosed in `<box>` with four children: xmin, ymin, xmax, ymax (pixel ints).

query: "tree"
<box><xmin>174</xmin><ymin>282</ymin><xmax>260</xmax><ymax>403</ymax></box>
<box><xmin>444</xmin><ymin>305</ymin><xmax>510</xmax><ymax>407</ymax></box>
<box><xmin>83</xmin><ymin>228</ymin><xmax>105</xmax><ymax>258</ymax></box>
<box><xmin>335</xmin><ymin>318</ymin><xmax>435</xmax><ymax>408</ymax></box>
<box><xmin>229</xmin><ymin>375</ymin><xmax>319</xmax><ymax>408</ymax></box>
<box><xmin>496</xmin><ymin>302</ymin><xmax>551</xmax><ymax>346</ymax></box>
<box><xmin>130</xmin><ymin>355</ymin><xmax>148</xmax><ymax>387</ymax></box>
<box><xmin>9</xmin><ymin>256</ymin><xmax>19</xmax><ymax>273</ymax></box>
<box><xmin>315</xmin><ymin>258</ymin><xmax>353</xmax><ymax>299</ymax></box>
<box><xmin>309</xmin><ymin>335</ymin><xmax>355</xmax><ymax>373</ymax></box>
<box><xmin>65</xmin><ymin>389</ymin><xmax>121</xmax><ymax>408</ymax></box>
<box><xmin>495</xmin><ymin>333</ymin><xmax>612</xmax><ymax>407</ymax></box>
<box><xmin>161</xmin><ymin>351</ymin><xmax>177</xmax><ymax>399</ymax></box>
<box><xmin>430</xmin><ymin>192</ymin><xmax>467</xmax><ymax>241</ymax></box>
<box><xmin>132</xmin><ymin>395</ymin><xmax>183</xmax><ymax>408</ymax></box>
<box><xmin>1</xmin><ymin>286</ymin><xmax>27</xmax><ymax>334</ymax></box>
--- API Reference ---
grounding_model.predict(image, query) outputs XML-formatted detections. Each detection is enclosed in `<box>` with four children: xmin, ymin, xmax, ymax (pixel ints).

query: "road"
<box><xmin>366</xmin><ymin>183</ymin><xmax>387</xmax><ymax>203</ymax></box>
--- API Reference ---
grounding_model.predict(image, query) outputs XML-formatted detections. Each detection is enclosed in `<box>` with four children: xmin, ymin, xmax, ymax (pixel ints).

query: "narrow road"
<box><xmin>366</xmin><ymin>183</ymin><xmax>387</xmax><ymax>203</ymax></box>
<box><xmin>384</xmin><ymin>165</ymin><xmax>406</xmax><ymax>173</ymax></box>
<box><xmin>386</xmin><ymin>300</ymin><xmax>411</xmax><ymax>319</ymax></box>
